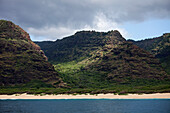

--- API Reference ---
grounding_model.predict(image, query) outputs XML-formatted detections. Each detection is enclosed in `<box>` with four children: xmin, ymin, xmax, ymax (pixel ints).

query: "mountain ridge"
<box><xmin>36</xmin><ymin>30</ymin><xmax>126</xmax><ymax>63</ymax></box>
<box><xmin>36</xmin><ymin>30</ymin><xmax>169</xmax><ymax>88</ymax></box>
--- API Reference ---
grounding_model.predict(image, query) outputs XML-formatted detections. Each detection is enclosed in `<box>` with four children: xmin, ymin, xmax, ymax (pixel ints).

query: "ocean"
<box><xmin>0</xmin><ymin>99</ymin><xmax>170</xmax><ymax>113</ymax></box>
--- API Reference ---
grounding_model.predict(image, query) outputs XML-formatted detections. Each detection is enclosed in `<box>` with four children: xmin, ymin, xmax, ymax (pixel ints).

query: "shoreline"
<box><xmin>0</xmin><ymin>93</ymin><xmax>170</xmax><ymax>99</ymax></box>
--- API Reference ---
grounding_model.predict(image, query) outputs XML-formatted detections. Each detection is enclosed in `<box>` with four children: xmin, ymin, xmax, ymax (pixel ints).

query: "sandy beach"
<box><xmin>0</xmin><ymin>93</ymin><xmax>170</xmax><ymax>99</ymax></box>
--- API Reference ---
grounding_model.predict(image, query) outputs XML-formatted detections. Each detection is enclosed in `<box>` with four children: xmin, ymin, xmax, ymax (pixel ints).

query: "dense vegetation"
<box><xmin>0</xmin><ymin>79</ymin><xmax>170</xmax><ymax>95</ymax></box>
<box><xmin>0</xmin><ymin>20</ymin><xmax>64</xmax><ymax>87</ymax></box>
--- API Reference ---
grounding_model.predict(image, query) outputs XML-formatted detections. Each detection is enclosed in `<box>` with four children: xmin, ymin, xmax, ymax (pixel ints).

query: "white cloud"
<box><xmin>79</xmin><ymin>12</ymin><xmax>129</xmax><ymax>38</ymax></box>
<box><xmin>28</xmin><ymin>12</ymin><xmax>129</xmax><ymax>41</ymax></box>
<box><xmin>27</xmin><ymin>12</ymin><xmax>128</xmax><ymax>41</ymax></box>
<box><xmin>27</xmin><ymin>26</ymin><xmax>76</xmax><ymax>41</ymax></box>
<box><xmin>1</xmin><ymin>0</ymin><xmax>170</xmax><ymax>41</ymax></box>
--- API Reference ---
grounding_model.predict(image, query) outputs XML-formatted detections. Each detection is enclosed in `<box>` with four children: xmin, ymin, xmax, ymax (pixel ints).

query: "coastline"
<box><xmin>0</xmin><ymin>93</ymin><xmax>170</xmax><ymax>99</ymax></box>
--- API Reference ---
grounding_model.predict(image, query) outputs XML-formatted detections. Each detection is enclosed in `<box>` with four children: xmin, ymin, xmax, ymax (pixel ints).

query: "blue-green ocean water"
<box><xmin>0</xmin><ymin>99</ymin><xmax>170</xmax><ymax>113</ymax></box>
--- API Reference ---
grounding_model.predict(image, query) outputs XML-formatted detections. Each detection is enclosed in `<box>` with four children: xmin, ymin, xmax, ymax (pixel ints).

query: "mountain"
<box><xmin>0</xmin><ymin>20</ymin><xmax>169</xmax><ymax>94</ymax></box>
<box><xmin>36</xmin><ymin>30</ymin><xmax>125</xmax><ymax>63</ymax></box>
<box><xmin>129</xmin><ymin>33</ymin><xmax>170</xmax><ymax>74</ymax></box>
<box><xmin>0</xmin><ymin>20</ymin><xmax>64</xmax><ymax>87</ymax></box>
<box><xmin>36</xmin><ymin>30</ymin><xmax>169</xmax><ymax>88</ymax></box>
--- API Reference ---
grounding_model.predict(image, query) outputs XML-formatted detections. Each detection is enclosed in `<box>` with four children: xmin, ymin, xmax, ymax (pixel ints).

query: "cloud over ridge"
<box><xmin>0</xmin><ymin>0</ymin><xmax>170</xmax><ymax>41</ymax></box>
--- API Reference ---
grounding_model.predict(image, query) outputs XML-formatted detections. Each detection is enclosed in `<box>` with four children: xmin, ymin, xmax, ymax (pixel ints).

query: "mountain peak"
<box><xmin>107</xmin><ymin>30</ymin><xmax>126</xmax><ymax>43</ymax></box>
<box><xmin>0</xmin><ymin>20</ymin><xmax>48</xmax><ymax>60</ymax></box>
<box><xmin>0</xmin><ymin>20</ymin><xmax>31</xmax><ymax>41</ymax></box>
<box><xmin>74</xmin><ymin>30</ymin><xmax>125</xmax><ymax>41</ymax></box>
<box><xmin>108</xmin><ymin>30</ymin><xmax>121</xmax><ymax>34</ymax></box>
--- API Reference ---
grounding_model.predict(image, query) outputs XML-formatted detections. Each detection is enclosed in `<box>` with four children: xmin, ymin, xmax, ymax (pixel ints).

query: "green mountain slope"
<box><xmin>0</xmin><ymin>20</ymin><xmax>64</xmax><ymax>87</ymax></box>
<box><xmin>129</xmin><ymin>33</ymin><xmax>170</xmax><ymax>74</ymax></box>
<box><xmin>36</xmin><ymin>30</ymin><xmax>125</xmax><ymax>63</ymax></box>
<box><xmin>36</xmin><ymin>30</ymin><xmax>169</xmax><ymax>89</ymax></box>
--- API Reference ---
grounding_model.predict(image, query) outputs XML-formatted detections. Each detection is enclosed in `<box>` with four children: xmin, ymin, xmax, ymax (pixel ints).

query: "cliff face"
<box><xmin>0</xmin><ymin>20</ymin><xmax>63</xmax><ymax>87</ymax></box>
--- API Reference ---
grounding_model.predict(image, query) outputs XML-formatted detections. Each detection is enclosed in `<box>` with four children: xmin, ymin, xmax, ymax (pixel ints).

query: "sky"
<box><xmin>0</xmin><ymin>0</ymin><xmax>170</xmax><ymax>41</ymax></box>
